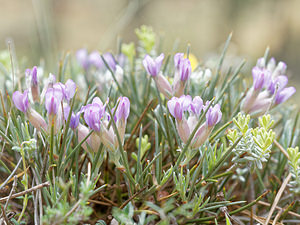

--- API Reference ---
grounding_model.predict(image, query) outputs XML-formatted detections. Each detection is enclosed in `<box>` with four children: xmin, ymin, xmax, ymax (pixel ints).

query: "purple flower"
<box><xmin>174</xmin><ymin>53</ymin><xmax>184</xmax><ymax>68</ymax></box>
<box><xmin>115</xmin><ymin>96</ymin><xmax>130</xmax><ymax>121</ymax></box>
<box><xmin>275</xmin><ymin>87</ymin><xmax>296</xmax><ymax>104</ymax></box>
<box><xmin>167</xmin><ymin>95</ymin><xmax>192</xmax><ymax>121</ymax></box>
<box><xmin>143</xmin><ymin>53</ymin><xmax>164</xmax><ymax>77</ymax></box>
<box><xmin>268</xmin><ymin>75</ymin><xmax>288</xmax><ymax>94</ymax></box>
<box><xmin>12</xmin><ymin>90</ymin><xmax>29</xmax><ymax>113</ymax></box>
<box><xmin>25</xmin><ymin>66</ymin><xmax>40</xmax><ymax>102</ymax></box>
<box><xmin>273</xmin><ymin>61</ymin><xmax>287</xmax><ymax>77</ymax></box>
<box><xmin>102</xmin><ymin>52</ymin><xmax>117</xmax><ymax>71</ymax></box>
<box><xmin>63</xmin><ymin>105</ymin><xmax>80</xmax><ymax>129</ymax></box>
<box><xmin>52</xmin><ymin>79</ymin><xmax>76</xmax><ymax>102</ymax></box>
<box><xmin>256</xmin><ymin>57</ymin><xmax>265</xmax><ymax>68</ymax></box>
<box><xmin>154</xmin><ymin>73</ymin><xmax>172</xmax><ymax>99</ymax></box>
<box><xmin>189</xmin><ymin>96</ymin><xmax>203</xmax><ymax>116</ymax></box>
<box><xmin>45</xmin><ymin>88</ymin><xmax>64</xmax><ymax>115</ymax></box>
<box><xmin>26</xmin><ymin>66</ymin><xmax>38</xmax><ymax>86</ymax></box>
<box><xmin>179</xmin><ymin>58</ymin><xmax>191</xmax><ymax>81</ymax></box>
<box><xmin>83</xmin><ymin>97</ymin><xmax>106</xmax><ymax>132</ymax></box>
<box><xmin>76</xmin><ymin>49</ymin><xmax>90</xmax><ymax>70</ymax></box>
<box><xmin>117</xmin><ymin>53</ymin><xmax>127</xmax><ymax>68</ymax></box>
<box><xmin>89</xmin><ymin>51</ymin><xmax>104</xmax><ymax>69</ymax></box>
<box><xmin>267</xmin><ymin>57</ymin><xmax>276</xmax><ymax>71</ymax></box>
<box><xmin>252</xmin><ymin>67</ymin><xmax>271</xmax><ymax>91</ymax></box>
<box><xmin>64</xmin><ymin>79</ymin><xmax>76</xmax><ymax>101</ymax></box>
<box><xmin>206</xmin><ymin>104</ymin><xmax>222</xmax><ymax>127</ymax></box>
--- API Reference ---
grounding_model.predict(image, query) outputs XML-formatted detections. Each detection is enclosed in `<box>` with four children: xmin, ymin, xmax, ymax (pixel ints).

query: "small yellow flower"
<box><xmin>184</xmin><ymin>53</ymin><xmax>198</xmax><ymax>71</ymax></box>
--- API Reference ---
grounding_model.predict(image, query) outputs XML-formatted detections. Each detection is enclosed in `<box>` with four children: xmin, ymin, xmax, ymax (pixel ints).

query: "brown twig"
<box><xmin>124</xmin><ymin>99</ymin><xmax>154</xmax><ymax>151</ymax></box>
<box><xmin>0</xmin><ymin>182</ymin><xmax>50</xmax><ymax>203</ymax></box>
<box><xmin>257</xmin><ymin>201</ymin><xmax>300</xmax><ymax>219</ymax></box>
<box><xmin>88</xmin><ymin>199</ymin><xmax>112</xmax><ymax>206</ymax></box>
<box><xmin>0</xmin><ymin>204</ymin><xmax>10</xmax><ymax>225</ymax></box>
<box><xmin>99</xmin><ymin>193</ymin><xmax>118</xmax><ymax>207</ymax></box>
<box><xmin>4</xmin><ymin>176</ymin><xmax>17</xmax><ymax>211</ymax></box>
<box><xmin>120</xmin><ymin>186</ymin><xmax>147</xmax><ymax>209</ymax></box>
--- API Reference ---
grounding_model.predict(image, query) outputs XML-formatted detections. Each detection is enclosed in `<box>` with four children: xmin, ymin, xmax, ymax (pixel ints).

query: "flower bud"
<box><xmin>143</xmin><ymin>53</ymin><xmax>164</xmax><ymax>77</ymax></box>
<box><xmin>45</xmin><ymin>88</ymin><xmax>63</xmax><ymax>115</ymax></box>
<box><xmin>154</xmin><ymin>72</ymin><xmax>172</xmax><ymax>99</ymax></box>
<box><xmin>206</xmin><ymin>104</ymin><xmax>222</xmax><ymax>127</ymax></box>
<box><xmin>102</xmin><ymin>52</ymin><xmax>117</xmax><ymax>71</ymax></box>
<box><xmin>82</xmin><ymin>97</ymin><xmax>105</xmax><ymax>132</ymax></box>
<box><xmin>77</xmin><ymin>123</ymin><xmax>91</xmax><ymax>152</ymax></box>
<box><xmin>12</xmin><ymin>90</ymin><xmax>29</xmax><ymax>113</ymax></box>
<box><xmin>89</xmin><ymin>51</ymin><xmax>104</xmax><ymax>69</ymax></box>
<box><xmin>76</xmin><ymin>49</ymin><xmax>90</xmax><ymax>70</ymax></box>
<box><xmin>275</xmin><ymin>87</ymin><xmax>296</xmax><ymax>105</ymax></box>
<box><xmin>27</xmin><ymin>109</ymin><xmax>47</xmax><ymax>131</ymax></box>
<box><xmin>63</xmin><ymin>105</ymin><xmax>80</xmax><ymax>130</ymax></box>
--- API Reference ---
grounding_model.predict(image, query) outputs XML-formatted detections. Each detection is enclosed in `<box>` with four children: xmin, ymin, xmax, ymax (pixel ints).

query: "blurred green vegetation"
<box><xmin>0</xmin><ymin>0</ymin><xmax>299</xmax><ymax>89</ymax></box>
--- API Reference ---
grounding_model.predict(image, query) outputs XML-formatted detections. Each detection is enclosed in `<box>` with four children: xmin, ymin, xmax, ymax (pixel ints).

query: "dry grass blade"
<box><xmin>0</xmin><ymin>182</ymin><xmax>50</xmax><ymax>203</ymax></box>
<box><xmin>264</xmin><ymin>173</ymin><xmax>292</xmax><ymax>225</ymax></box>
<box><xmin>241</xmin><ymin>210</ymin><xmax>283</xmax><ymax>225</ymax></box>
<box><xmin>274</xmin><ymin>140</ymin><xmax>290</xmax><ymax>160</ymax></box>
<box><xmin>258</xmin><ymin>201</ymin><xmax>300</xmax><ymax>219</ymax></box>
<box><xmin>272</xmin><ymin>210</ymin><xmax>282</xmax><ymax>225</ymax></box>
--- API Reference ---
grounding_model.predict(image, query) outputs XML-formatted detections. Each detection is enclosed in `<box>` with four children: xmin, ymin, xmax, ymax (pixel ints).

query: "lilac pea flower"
<box><xmin>256</xmin><ymin>57</ymin><xmax>265</xmax><ymax>68</ymax></box>
<box><xmin>106</xmin><ymin>109</ymin><xmax>116</xmax><ymax>123</ymax></box>
<box><xmin>202</xmin><ymin>101</ymin><xmax>211</xmax><ymax>111</ymax></box>
<box><xmin>26</xmin><ymin>66</ymin><xmax>38</xmax><ymax>86</ymax></box>
<box><xmin>268</xmin><ymin>75</ymin><xmax>288</xmax><ymax>94</ymax></box>
<box><xmin>179</xmin><ymin>58</ymin><xmax>191</xmax><ymax>81</ymax></box>
<box><xmin>247</xmin><ymin>92</ymin><xmax>272</xmax><ymax>115</ymax></box>
<box><xmin>206</xmin><ymin>104</ymin><xmax>222</xmax><ymax>127</ymax></box>
<box><xmin>154</xmin><ymin>73</ymin><xmax>172</xmax><ymax>99</ymax></box>
<box><xmin>117</xmin><ymin>53</ymin><xmax>127</xmax><ymax>68</ymax></box>
<box><xmin>89</xmin><ymin>51</ymin><xmax>104</xmax><ymax>69</ymax></box>
<box><xmin>191</xmin><ymin>123</ymin><xmax>208</xmax><ymax>149</ymax></box>
<box><xmin>28</xmin><ymin>109</ymin><xmax>48</xmax><ymax>131</ymax></box>
<box><xmin>252</xmin><ymin>67</ymin><xmax>271</xmax><ymax>91</ymax></box>
<box><xmin>275</xmin><ymin>87</ymin><xmax>296</xmax><ymax>104</ymax></box>
<box><xmin>174</xmin><ymin>53</ymin><xmax>184</xmax><ymax>68</ymax></box>
<box><xmin>64</xmin><ymin>79</ymin><xmax>76</xmax><ymax>101</ymax></box>
<box><xmin>116</xmin><ymin>97</ymin><xmax>130</xmax><ymax>122</ymax></box>
<box><xmin>102</xmin><ymin>52</ymin><xmax>117</xmax><ymax>71</ymax></box>
<box><xmin>272</xmin><ymin>61</ymin><xmax>287</xmax><ymax>77</ymax></box>
<box><xmin>48</xmin><ymin>73</ymin><xmax>56</xmax><ymax>86</ymax></box>
<box><xmin>83</xmin><ymin>97</ymin><xmax>106</xmax><ymax>132</ymax></box>
<box><xmin>12</xmin><ymin>90</ymin><xmax>29</xmax><ymax>113</ymax></box>
<box><xmin>168</xmin><ymin>96</ymin><xmax>192</xmax><ymax>143</ymax></box>
<box><xmin>267</xmin><ymin>57</ymin><xmax>276</xmax><ymax>71</ymax></box>
<box><xmin>76</xmin><ymin>49</ymin><xmax>90</xmax><ymax>70</ymax></box>
<box><xmin>167</xmin><ymin>95</ymin><xmax>192</xmax><ymax>121</ymax></box>
<box><xmin>26</xmin><ymin>66</ymin><xmax>40</xmax><ymax>102</ymax></box>
<box><xmin>45</xmin><ymin>88</ymin><xmax>64</xmax><ymax>115</ymax></box>
<box><xmin>31</xmin><ymin>66</ymin><xmax>38</xmax><ymax>86</ymax></box>
<box><xmin>143</xmin><ymin>53</ymin><xmax>164</xmax><ymax>77</ymax></box>
<box><xmin>114</xmin><ymin>96</ymin><xmax>130</xmax><ymax>144</ymax></box>
<box><xmin>77</xmin><ymin>123</ymin><xmax>91</xmax><ymax>152</ymax></box>
<box><xmin>63</xmin><ymin>105</ymin><xmax>80</xmax><ymax>129</ymax></box>
<box><xmin>190</xmin><ymin>96</ymin><xmax>203</xmax><ymax>116</ymax></box>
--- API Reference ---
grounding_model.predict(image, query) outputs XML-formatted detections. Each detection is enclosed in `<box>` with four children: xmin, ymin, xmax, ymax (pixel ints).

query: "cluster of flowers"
<box><xmin>76</xmin><ymin>49</ymin><xmax>125</xmax><ymax>89</ymax></box>
<box><xmin>168</xmin><ymin>96</ymin><xmax>222</xmax><ymax>148</ymax></box>
<box><xmin>143</xmin><ymin>53</ymin><xmax>222</xmax><ymax>152</ymax></box>
<box><xmin>241</xmin><ymin>57</ymin><xmax>296</xmax><ymax>115</ymax></box>
<box><xmin>143</xmin><ymin>53</ymin><xmax>192</xmax><ymax>99</ymax></box>
<box><xmin>12</xmin><ymin>66</ymin><xmax>130</xmax><ymax>168</ymax></box>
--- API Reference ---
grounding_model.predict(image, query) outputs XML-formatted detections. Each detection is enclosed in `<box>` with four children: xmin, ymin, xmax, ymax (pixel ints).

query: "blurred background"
<box><xmin>0</xmin><ymin>0</ymin><xmax>299</xmax><ymax>88</ymax></box>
